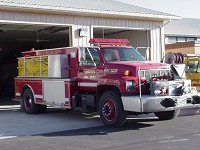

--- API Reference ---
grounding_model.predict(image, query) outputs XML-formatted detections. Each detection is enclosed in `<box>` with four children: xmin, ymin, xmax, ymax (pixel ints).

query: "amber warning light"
<box><xmin>89</xmin><ymin>38</ymin><xmax>130</xmax><ymax>46</ymax></box>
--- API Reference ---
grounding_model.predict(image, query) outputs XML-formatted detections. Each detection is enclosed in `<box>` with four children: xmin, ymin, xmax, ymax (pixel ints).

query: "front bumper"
<box><xmin>121</xmin><ymin>94</ymin><xmax>200</xmax><ymax>113</ymax></box>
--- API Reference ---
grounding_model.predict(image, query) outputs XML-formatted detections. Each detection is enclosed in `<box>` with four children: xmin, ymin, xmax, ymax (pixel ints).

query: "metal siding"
<box><xmin>150</xmin><ymin>28</ymin><xmax>162</xmax><ymax>62</ymax></box>
<box><xmin>150</xmin><ymin>30</ymin><xmax>155</xmax><ymax>62</ymax></box>
<box><xmin>0</xmin><ymin>10</ymin><xmax>162</xmax><ymax>29</ymax></box>
<box><xmin>105</xmin><ymin>30</ymin><xmax>148</xmax><ymax>48</ymax></box>
<box><xmin>160</xmin><ymin>27</ymin><xmax>165</xmax><ymax>60</ymax></box>
<box><xmin>0</xmin><ymin>10</ymin><xmax>163</xmax><ymax>60</ymax></box>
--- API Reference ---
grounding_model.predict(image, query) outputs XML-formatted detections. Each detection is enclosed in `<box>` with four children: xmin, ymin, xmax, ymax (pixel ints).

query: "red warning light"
<box><xmin>89</xmin><ymin>38</ymin><xmax>130</xmax><ymax>46</ymax></box>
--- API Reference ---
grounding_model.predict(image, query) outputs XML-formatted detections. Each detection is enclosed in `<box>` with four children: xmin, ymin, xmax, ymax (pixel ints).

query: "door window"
<box><xmin>79</xmin><ymin>48</ymin><xmax>100</xmax><ymax>66</ymax></box>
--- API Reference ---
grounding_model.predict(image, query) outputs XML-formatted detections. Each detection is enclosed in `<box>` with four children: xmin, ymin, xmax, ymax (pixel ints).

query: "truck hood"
<box><xmin>107</xmin><ymin>61</ymin><xmax>170</xmax><ymax>70</ymax></box>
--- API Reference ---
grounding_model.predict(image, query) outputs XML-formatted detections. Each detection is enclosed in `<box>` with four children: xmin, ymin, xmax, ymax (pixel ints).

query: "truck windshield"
<box><xmin>100</xmin><ymin>47</ymin><xmax>145</xmax><ymax>62</ymax></box>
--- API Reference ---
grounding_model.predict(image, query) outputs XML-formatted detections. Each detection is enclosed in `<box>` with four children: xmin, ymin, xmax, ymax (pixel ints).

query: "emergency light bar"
<box><xmin>89</xmin><ymin>38</ymin><xmax>130</xmax><ymax>46</ymax></box>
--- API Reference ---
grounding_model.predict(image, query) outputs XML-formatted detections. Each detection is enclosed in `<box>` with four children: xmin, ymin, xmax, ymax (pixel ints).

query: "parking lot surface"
<box><xmin>1</xmin><ymin>97</ymin><xmax>200</xmax><ymax>150</ymax></box>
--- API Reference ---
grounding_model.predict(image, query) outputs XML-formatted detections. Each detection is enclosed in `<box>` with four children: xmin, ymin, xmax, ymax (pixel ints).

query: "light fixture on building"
<box><xmin>79</xmin><ymin>28</ymin><xmax>88</xmax><ymax>37</ymax></box>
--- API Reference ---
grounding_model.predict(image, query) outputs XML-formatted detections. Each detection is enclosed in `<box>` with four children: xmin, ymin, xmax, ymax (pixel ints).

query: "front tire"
<box><xmin>21</xmin><ymin>88</ymin><xmax>40</xmax><ymax>114</ymax></box>
<box><xmin>98</xmin><ymin>91</ymin><xmax>127</xmax><ymax>127</ymax></box>
<box><xmin>154</xmin><ymin>109</ymin><xmax>180</xmax><ymax>120</ymax></box>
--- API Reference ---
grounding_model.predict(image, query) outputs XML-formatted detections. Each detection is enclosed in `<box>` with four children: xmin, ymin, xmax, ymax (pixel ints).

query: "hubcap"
<box><xmin>102</xmin><ymin>99</ymin><xmax>116</xmax><ymax>121</ymax></box>
<box><xmin>24</xmin><ymin>95</ymin><xmax>31</xmax><ymax>110</ymax></box>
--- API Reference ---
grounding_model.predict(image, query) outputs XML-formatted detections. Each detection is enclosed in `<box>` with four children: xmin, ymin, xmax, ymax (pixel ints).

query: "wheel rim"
<box><xmin>102</xmin><ymin>98</ymin><xmax>116</xmax><ymax>121</ymax></box>
<box><xmin>24</xmin><ymin>94</ymin><xmax>32</xmax><ymax>110</ymax></box>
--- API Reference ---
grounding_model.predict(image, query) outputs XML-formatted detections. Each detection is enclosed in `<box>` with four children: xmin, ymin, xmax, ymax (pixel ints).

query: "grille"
<box><xmin>139</xmin><ymin>69</ymin><xmax>171</xmax><ymax>82</ymax></box>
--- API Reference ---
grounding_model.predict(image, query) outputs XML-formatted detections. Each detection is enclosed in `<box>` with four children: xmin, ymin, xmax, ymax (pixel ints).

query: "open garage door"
<box><xmin>93</xmin><ymin>27</ymin><xmax>150</xmax><ymax>60</ymax></box>
<box><xmin>0</xmin><ymin>23</ymin><xmax>70</xmax><ymax>98</ymax></box>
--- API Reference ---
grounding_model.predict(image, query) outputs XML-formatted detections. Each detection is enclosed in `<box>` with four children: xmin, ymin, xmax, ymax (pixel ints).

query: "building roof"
<box><xmin>0</xmin><ymin>0</ymin><xmax>179</xmax><ymax>20</ymax></box>
<box><xmin>165</xmin><ymin>18</ymin><xmax>200</xmax><ymax>37</ymax></box>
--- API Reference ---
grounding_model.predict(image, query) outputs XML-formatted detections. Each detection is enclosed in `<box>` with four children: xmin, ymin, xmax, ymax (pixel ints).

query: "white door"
<box><xmin>43</xmin><ymin>80</ymin><xmax>69</xmax><ymax>105</ymax></box>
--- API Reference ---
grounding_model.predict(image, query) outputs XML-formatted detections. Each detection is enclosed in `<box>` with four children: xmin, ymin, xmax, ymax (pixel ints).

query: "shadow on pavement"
<box><xmin>36</xmin><ymin>118</ymin><xmax>155</xmax><ymax>137</ymax></box>
<box><xmin>0</xmin><ymin>96</ymin><xmax>19</xmax><ymax>106</ymax></box>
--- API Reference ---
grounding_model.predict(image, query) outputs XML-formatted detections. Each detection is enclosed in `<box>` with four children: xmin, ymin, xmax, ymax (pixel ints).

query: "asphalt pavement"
<box><xmin>1</xmin><ymin>96</ymin><xmax>200</xmax><ymax>150</ymax></box>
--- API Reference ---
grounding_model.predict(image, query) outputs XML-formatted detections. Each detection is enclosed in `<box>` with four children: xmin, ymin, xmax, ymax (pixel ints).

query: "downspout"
<box><xmin>159</xmin><ymin>19</ymin><xmax>171</xmax><ymax>62</ymax></box>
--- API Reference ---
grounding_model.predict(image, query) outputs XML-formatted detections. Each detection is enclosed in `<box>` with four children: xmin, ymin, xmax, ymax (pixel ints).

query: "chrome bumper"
<box><xmin>121</xmin><ymin>94</ymin><xmax>200</xmax><ymax>113</ymax></box>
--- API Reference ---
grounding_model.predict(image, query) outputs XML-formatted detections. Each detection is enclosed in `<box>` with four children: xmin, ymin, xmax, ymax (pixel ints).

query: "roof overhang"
<box><xmin>165</xmin><ymin>33</ymin><xmax>200</xmax><ymax>38</ymax></box>
<box><xmin>0</xmin><ymin>4</ymin><xmax>180</xmax><ymax>21</ymax></box>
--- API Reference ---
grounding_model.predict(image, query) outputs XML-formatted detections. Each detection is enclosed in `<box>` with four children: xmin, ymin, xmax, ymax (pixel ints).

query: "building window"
<box><xmin>177</xmin><ymin>37</ymin><xmax>186</xmax><ymax>42</ymax></box>
<box><xmin>168</xmin><ymin>37</ymin><xmax>177</xmax><ymax>44</ymax></box>
<box><xmin>167</xmin><ymin>36</ymin><xmax>196</xmax><ymax>44</ymax></box>
<box><xmin>186</xmin><ymin>37</ymin><xmax>196</xmax><ymax>42</ymax></box>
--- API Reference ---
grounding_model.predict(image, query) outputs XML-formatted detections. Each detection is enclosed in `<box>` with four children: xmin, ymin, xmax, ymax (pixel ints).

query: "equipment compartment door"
<box><xmin>43</xmin><ymin>80</ymin><xmax>68</xmax><ymax>105</ymax></box>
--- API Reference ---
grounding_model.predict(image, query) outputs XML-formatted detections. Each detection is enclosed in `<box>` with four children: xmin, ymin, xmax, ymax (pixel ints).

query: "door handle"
<box><xmin>77</xmin><ymin>68</ymin><xmax>83</xmax><ymax>72</ymax></box>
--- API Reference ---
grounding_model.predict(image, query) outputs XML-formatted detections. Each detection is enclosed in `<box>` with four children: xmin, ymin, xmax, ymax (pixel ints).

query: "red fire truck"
<box><xmin>14</xmin><ymin>38</ymin><xmax>200</xmax><ymax>127</ymax></box>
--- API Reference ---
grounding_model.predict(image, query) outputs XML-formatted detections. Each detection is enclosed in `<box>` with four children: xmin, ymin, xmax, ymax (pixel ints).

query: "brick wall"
<box><xmin>165</xmin><ymin>41</ymin><xmax>195</xmax><ymax>54</ymax></box>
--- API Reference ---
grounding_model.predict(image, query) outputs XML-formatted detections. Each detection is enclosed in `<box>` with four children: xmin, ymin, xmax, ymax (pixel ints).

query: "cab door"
<box><xmin>77</xmin><ymin>47</ymin><xmax>104</xmax><ymax>91</ymax></box>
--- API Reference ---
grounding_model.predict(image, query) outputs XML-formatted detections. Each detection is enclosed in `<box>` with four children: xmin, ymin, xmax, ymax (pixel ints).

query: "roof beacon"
<box><xmin>89</xmin><ymin>38</ymin><xmax>130</xmax><ymax>46</ymax></box>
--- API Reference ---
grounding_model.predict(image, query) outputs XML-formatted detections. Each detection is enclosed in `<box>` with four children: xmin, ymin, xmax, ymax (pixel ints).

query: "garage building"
<box><xmin>0</xmin><ymin>0</ymin><xmax>178</xmax><ymax>97</ymax></box>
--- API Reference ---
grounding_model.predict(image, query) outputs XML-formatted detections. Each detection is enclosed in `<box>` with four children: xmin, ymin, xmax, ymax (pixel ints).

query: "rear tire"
<box><xmin>98</xmin><ymin>91</ymin><xmax>127</xmax><ymax>127</ymax></box>
<box><xmin>21</xmin><ymin>88</ymin><xmax>40</xmax><ymax>114</ymax></box>
<box><xmin>154</xmin><ymin>109</ymin><xmax>180</xmax><ymax>120</ymax></box>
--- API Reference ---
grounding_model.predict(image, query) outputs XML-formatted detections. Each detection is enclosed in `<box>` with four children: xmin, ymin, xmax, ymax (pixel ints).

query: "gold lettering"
<box><xmin>104</xmin><ymin>68</ymin><xmax>118</xmax><ymax>73</ymax></box>
<box><xmin>85</xmin><ymin>70</ymin><xmax>95</xmax><ymax>74</ymax></box>
<box><xmin>83</xmin><ymin>76</ymin><xmax>89</xmax><ymax>79</ymax></box>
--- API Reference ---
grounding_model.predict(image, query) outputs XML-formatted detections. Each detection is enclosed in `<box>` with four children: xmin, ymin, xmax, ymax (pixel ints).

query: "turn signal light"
<box><xmin>124</xmin><ymin>70</ymin><xmax>130</xmax><ymax>76</ymax></box>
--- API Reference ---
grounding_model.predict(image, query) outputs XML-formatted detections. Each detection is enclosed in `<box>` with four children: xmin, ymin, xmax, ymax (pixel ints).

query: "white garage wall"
<box><xmin>104</xmin><ymin>30</ymin><xmax>148</xmax><ymax>48</ymax></box>
<box><xmin>0</xmin><ymin>10</ymin><xmax>164</xmax><ymax>62</ymax></box>
<box><xmin>104</xmin><ymin>30</ymin><xmax>150</xmax><ymax>60</ymax></box>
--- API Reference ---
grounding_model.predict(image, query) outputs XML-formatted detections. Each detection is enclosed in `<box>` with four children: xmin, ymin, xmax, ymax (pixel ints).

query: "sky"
<box><xmin>115</xmin><ymin>0</ymin><xmax>200</xmax><ymax>19</ymax></box>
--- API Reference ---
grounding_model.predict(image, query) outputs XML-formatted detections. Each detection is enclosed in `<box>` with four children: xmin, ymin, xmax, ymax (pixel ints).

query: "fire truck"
<box><xmin>14</xmin><ymin>38</ymin><xmax>200</xmax><ymax>127</ymax></box>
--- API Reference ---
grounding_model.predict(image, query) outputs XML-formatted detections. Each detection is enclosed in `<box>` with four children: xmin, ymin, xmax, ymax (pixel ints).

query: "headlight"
<box><xmin>126</xmin><ymin>80</ymin><xmax>135</xmax><ymax>91</ymax></box>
